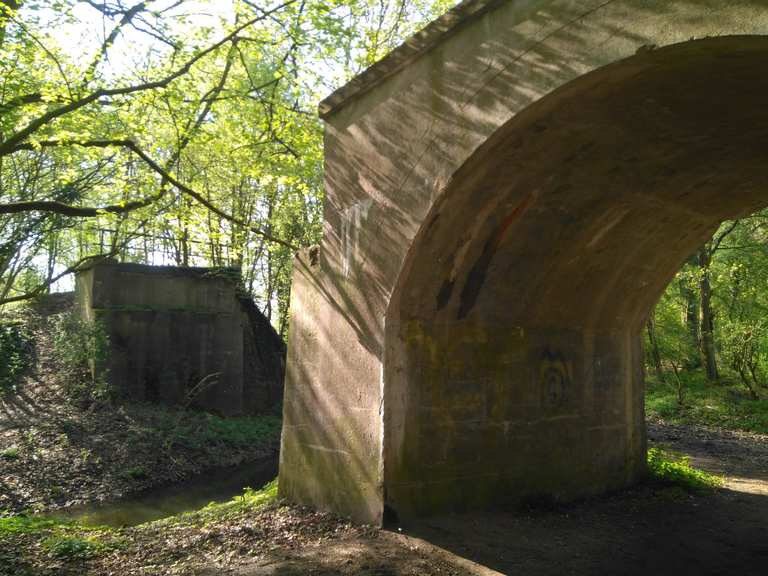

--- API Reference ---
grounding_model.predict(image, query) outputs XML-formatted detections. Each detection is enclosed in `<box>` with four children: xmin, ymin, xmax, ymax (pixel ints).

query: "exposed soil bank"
<box><xmin>0</xmin><ymin>302</ymin><xmax>280</xmax><ymax>516</ymax></box>
<box><xmin>0</xmin><ymin>382</ymin><xmax>280</xmax><ymax>515</ymax></box>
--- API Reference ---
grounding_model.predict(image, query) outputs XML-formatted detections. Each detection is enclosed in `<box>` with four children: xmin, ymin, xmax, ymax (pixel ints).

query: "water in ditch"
<box><xmin>49</xmin><ymin>458</ymin><xmax>277</xmax><ymax>527</ymax></box>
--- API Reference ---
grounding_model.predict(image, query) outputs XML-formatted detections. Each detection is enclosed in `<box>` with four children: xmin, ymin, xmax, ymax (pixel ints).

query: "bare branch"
<box><xmin>0</xmin><ymin>0</ymin><xmax>297</xmax><ymax>157</ymax></box>
<box><xmin>3</xmin><ymin>139</ymin><xmax>299</xmax><ymax>249</ymax></box>
<box><xmin>0</xmin><ymin>252</ymin><xmax>115</xmax><ymax>306</ymax></box>
<box><xmin>83</xmin><ymin>0</ymin><xmax>159</xmax><ymax>85</ymax></box>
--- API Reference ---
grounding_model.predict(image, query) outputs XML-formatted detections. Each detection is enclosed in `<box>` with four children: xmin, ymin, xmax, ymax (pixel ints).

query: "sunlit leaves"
<box><xmin>0</xmin><ymin>0</ymin><xmax>459</xmax><ymax>322</ymax></box>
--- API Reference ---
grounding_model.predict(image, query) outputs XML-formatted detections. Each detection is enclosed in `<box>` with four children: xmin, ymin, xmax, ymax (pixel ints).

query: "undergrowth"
<box><xmin>167</xmin><ymin>412</ymin><xmax>282</xmax><ymax>450</ymax></box>
<box><xmin>0</xmin><ymin>514</ymin><xmax>125</xmax><ymax>566</ymax></box>
<box><xmin>0</xmin><ymin>479</ymin><xmax>278</xmax><ymax>569</ymax></box>
<box><xmin>646</xmin><ymin>371</ymin><xmax>768</xmax><ymax>434</ymax></box>
<box><xmin>49</xmin><ymin>310</ymin><xmax>111</xmax><ymax>404</ymax></box>
<box><xmin>646</xmin><ymin>447</ymin><xmax>724</xmax><ymax>492</ymax></box>
<box><xmin>0</xmin><ymin>317</ymin><xmax>32</xmax><ymax>395</ymax></box>
<box><xmin>156</xmin><ymin>478</ymin><xmax>279</xmax><ymax>526</ymax></box>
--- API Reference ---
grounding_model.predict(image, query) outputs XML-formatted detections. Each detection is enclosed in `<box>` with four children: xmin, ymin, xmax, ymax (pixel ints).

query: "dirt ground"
<box><xmin>3</xmin><ymin>419</ymin><xmax>767</xmax><ymax>575</ymax></box>
<box><xmin>224</xmin><ymin>420</ymin><xmax>768</xmax><ymax>576</ymax></box>
<box><xmin>6</xmin><ymin>300</ymin><xmax>766</xmax><ymax>574</ymax></box>
<box><xmin>4</xmin><ymin>304</ymin><xmax>767</xmax><ymax>576</ymax></box>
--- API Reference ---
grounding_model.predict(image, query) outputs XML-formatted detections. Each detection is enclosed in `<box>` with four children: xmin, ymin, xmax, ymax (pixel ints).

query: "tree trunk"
<box><xmin>698</xmin><ymin>248</ymin><xmax>719</xmax><ymax>382</ymax></box>
<box><xmin>680</xmin><ymin>279</ymin><xmax>702</xmax><ymax>368</ymax></box>
<box><xmin>646</xmin><ymin>313</ymin><xmax>666</xmax><ymax>384</ymax></box>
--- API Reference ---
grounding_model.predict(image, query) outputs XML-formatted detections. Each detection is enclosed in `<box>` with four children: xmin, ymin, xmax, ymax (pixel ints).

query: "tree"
<box><xmin>0</xmin><ymin>0</ymin><xmax>458</xmax><ymax>322</ymax></box>
<box><xmin>649</xmin><ymin>210</ymin><xmax>768</xmax><ymax>398</ymax></box>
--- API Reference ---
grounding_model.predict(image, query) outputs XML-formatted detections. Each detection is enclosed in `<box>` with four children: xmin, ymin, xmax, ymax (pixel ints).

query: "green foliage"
<box><xmin>0</xmin><ymin>515</ymin><xmax>61</xmax><ymax>535</ymax></box>
<box><xmin>159</xmin><ymin>478</ymin><xmax>279</xmax><ymax>526</ymax></box>
<box><xmin>646</xmin><ymin>447</ymin><xmax>724</xmax><ymax>492</ymax></box>
<box><xmin>49</xmin><ymin>310</ymin><xmax>110</xmax><ymax>403</ymax></box>
<box><xmin>1</xmin><ymin>446</ymin><xmax>20</xmax><ymax>460</ymax></box>
<box><xmin>0</xmin><ymin>0</ymin><xmax>459</xmax><ymax>336</ymax></box>
<box><xmin>646</xmin><ymin>374</ymin><xmax>768</xmax><ymax>434</ymax></box>
<box><xmin>163</xmin><ymin>411</ymin><xmax>282</xmax><ymax>451</ymax></box>
<box><xmin>648</xmin><ymin>212</ymin><xmax>768</xmax><ymax>413</ymax></box>
<box><xmin>120</xmin><ymin>466</ymin><xmax>149</xmax><ymax>481</ymax></box>
<box><xmin>720</xmin><ymin>319</ymin><xmax>767</xmax><ymax>399</ymax></box>
<box><xmin>0</xmin><ymin>515</ymin><xmax>124</xmax><ymax>559</ymax></box>
<box><xmin>0</xmin><ymin>318</ymin><xmax>32</xmax><ymax>393</ymax></box>
<box><xmin>42</xmin><ymin>535</ymin><xmax>101</xmax><ymax>559</ymax></box>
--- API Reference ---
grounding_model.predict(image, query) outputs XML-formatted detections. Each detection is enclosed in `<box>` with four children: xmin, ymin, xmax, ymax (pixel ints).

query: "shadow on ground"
<box><xmin>398</xmin><ymin>486</ymin><xmax>768</xmax><ymax>576</ymax></box>
<box><xmin>219</xmin><ymin>484</ymin><xmax>768</xmax><ymax>576</ymax></box>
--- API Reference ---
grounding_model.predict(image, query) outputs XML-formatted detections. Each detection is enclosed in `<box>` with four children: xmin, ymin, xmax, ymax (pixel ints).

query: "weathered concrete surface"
<box><xmin>280</xmin><ymin>0</ymin><xmax>768</xmax><ymax>524</ymax></box>
<box><xmin>76</xmin><ymin>262</ymin><xmax>284</xmax><ymax>416</ymax></box>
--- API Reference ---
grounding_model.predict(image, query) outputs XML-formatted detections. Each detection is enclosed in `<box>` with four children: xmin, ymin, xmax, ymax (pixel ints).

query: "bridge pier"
<box><xmin>280</xmin><ymin>0</ymin><xmax>768</xmax><ymax>524</ymax></box>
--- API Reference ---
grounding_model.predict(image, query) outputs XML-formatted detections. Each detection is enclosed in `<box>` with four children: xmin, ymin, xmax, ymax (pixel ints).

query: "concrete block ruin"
<box><xmin>75</xmin><ymin>261</ymin><xmax>284</xmax><ymax>416</ymax></box>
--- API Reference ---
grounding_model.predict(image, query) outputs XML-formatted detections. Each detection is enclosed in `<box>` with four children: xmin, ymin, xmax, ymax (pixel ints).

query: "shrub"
<box><xmin>50</xmin><ymin>310</ymin><xmax>111</xmax><ymax>404</ymax></box>
<box><xmin>0</xmin><ymin>320</ymin><xmax>32</xmax><ymax>394</ymax></box>
<box><xmin>121</xmin><ymin>466</ymin><xmax>148</xmax><ymax>481</ymax></box>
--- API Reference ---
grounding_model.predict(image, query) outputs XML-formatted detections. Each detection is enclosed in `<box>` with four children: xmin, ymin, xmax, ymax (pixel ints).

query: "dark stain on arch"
<box><xmin>436</xmin><ymin>278</ymin><xmax>455</xmax><ymax>310</ymax></box>
<box><xmin>457</xmin><ymin>192</ymin><xmax>537</xmax><ymax>319</ymax></box>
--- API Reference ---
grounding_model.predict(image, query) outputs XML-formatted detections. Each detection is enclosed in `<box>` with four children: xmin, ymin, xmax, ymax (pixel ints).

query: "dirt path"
<box><xmin>230</xmin><ymin>420</ymin><xmax>768</xmax><ymax>576</ymax></box>
<box><xmin>648</xmin><ymin>418</ymin><xmax>768</xmax><ymax>496</ymax></box>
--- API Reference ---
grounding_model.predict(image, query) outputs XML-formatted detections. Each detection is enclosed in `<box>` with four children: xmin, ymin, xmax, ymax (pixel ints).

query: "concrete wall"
<box><xmin>77</xmin><ymin>262</ymin><xmax>283</xmax><ymax>417</ymax></box>
<box><xmin>280</xmin><ymin>0</ymin><xmax>768</xmax><ymax>524</ymax></box>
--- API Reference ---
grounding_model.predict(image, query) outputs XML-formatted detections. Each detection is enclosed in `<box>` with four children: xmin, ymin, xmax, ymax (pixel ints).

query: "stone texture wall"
<box><xmin>280</xmin><ymin>0</ymin><xmax>768</xmax><ymax>525</ymax></box>
<box><xmin>76</xmin><ymin>261</ymin><xmax>283</xmax><ymax>416</ymax></box>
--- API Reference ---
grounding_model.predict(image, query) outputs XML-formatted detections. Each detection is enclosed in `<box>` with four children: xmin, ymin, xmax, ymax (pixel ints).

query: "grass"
<box><xmin>0</xmin><ymin>478</ymin><xmax>278</xmax><ymax>540</ymax></box>
<box><xmin>0</xmin><ymin>479</ymin><xmax>278</xmax><ymax>573</ymax></box>
<box><xmin>155</xmin><ymin>477</ymin><xmax>279</xmax><ymax>526</ymax></box>
<box><xmin>646</xmin><ymin>370</ymin><xmax>768</xmax><ymax>434</ymax></box>
<box><xmin>0</xmin><ymin>516</ymin><xmax>62</xmax><ymax>535</ymax></box>
<box><xmin>0</xmin><ymin>515</ymin><xmax>125</xmax><ymax>564</ymax></box>
<box><xmin>646</xmin><ymin>447</ymin><xmax>724</xmax><ymax>492</ymax></box>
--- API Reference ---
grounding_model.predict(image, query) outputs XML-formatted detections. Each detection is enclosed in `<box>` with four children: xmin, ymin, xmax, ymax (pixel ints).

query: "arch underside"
<box><xmin>384</xmin><ymin>37</ymin><xmax>768</xmax><ymax>517</ymax></box>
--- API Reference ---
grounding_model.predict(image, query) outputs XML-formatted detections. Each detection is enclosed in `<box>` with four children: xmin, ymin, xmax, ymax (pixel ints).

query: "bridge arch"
<box><xmin>384</xmin><ymin>36</ymin><xmax>768</xmax><ymax>517</ymax></box>
<box><xmin>279</xmin><ymin>0</ymin><xmax>768</xmax><ymax>524</ymax></box>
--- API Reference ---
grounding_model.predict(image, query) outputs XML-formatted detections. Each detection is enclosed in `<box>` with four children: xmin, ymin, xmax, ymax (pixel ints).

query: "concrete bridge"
<box><xmin>278</xmin><ymin>0</ymin><xmax>768</xmax><ymax>525</ymax></box>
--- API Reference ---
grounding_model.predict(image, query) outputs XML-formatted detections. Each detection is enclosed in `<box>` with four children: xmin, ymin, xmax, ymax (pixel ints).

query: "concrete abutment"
<box><xmin>280</xmin><ymin>0</ymin><xmax>768</xmax><ymax>524</ymax></box>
